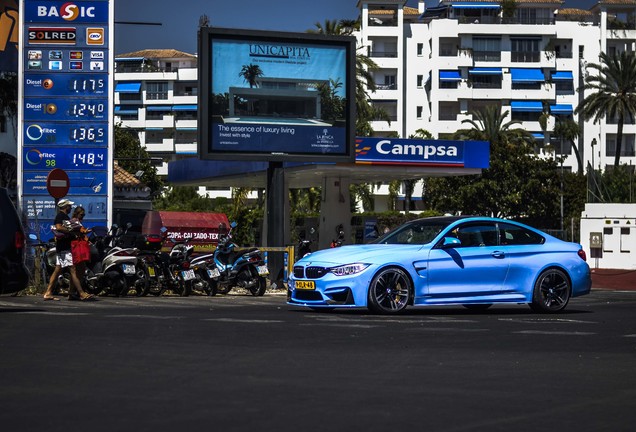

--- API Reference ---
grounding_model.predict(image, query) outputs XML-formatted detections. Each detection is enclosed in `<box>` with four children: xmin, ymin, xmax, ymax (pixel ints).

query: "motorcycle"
<box><xmin>190</xmin><ymin>252</ymin><xmax>220</xmax><ymax>296</ymax></box>
<box><xmin>134</xmin><ymin>232</ymin><xmax>166</xmax><ymax>297</ymax></box>
<box><xmin>330</xmin><ymin>224</ymin><xmax>345</xmax><ymax>248</ymax></box>
<box><xmin>84</xmin><ymin>224</ymin><xmax>144</xmax><ymax>297</ymax></box>
<box><xmin>213</xmin><ymin>222</ymin><xmax>268</xmax><ymax>296</ymax></box>
<box><xmin>154</xmin><ymin>232</ymin><xmax>197</xmax><ymax>297</ymax></box>
<box><xmin>296</xmin><ymin>227</ymin><xmax>315</xmax><ymax>260</ymax></box>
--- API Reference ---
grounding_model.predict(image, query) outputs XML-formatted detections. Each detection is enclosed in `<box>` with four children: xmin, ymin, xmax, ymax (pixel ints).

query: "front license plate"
<box><xmin>295</xmin><ymin>280</ymin><xmax>315</xmax><ymax>290</ymax></box>
<box><xmin>148</xmin><ymin>267</ymin><xmax>156</xmax><ymax>277</ymax></box>
<box><xmin>181</xmin><ymin>269</ymin><xmax>195</xmax><ymax>281</ymax></box>
<box><xmin>122</xmin><ymin>264</ymin><xmax>136</xmax><ymax>275</ymax></box>
<box><xmin>207</xmin><ymin>268</ymin><xmax>220</xmax><ymax>278</ymax></box>
<box><xmin>257</xmin><ymin>265</ymin><xmax>269</xmax><ymax>276</ymax></box>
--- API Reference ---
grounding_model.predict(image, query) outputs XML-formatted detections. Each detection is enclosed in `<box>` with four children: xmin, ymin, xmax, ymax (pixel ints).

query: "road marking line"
<box><xmin>105</xmin><ymin>315</ymin><xmax>183</xmax><ymax>320</ymax></box>
<box><xmin>203</xmin><ymin>318</ymin><xmax>285</xmax><ymax>323</ymax></box>
<box><xmin>514</xmin><ymin>330</ymin><xmax>596</xmax><ymax>335</ymax></box>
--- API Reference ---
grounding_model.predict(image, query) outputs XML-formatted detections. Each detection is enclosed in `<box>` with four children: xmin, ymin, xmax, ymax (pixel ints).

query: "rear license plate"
<box><xmin>148</xmin><ymin>267</ymin><xmax>156</xmax><ymax>277</ymax></box>
<box><xmin>295</xmin><ymin>280</ymin><xmax>315</xmax><ymax>290</ymax></box>
<box><xmin>207</xmin><ymin>268</ymin><xmax>220</xmax><ymax>278</ymax></box>
<box><xmin>181</xmin><ymin>269</ymin><xmax>195</xmax><ymax>281</ymax></box>
<box><xmin>257</xmin><ymin>265</ymin><xmax>269</xmax><ymax>276</ymax></box>
<box><xmin>122</xmin><ymin>264</ymin><xmax>135</xmax><ymax>275</ymax></box>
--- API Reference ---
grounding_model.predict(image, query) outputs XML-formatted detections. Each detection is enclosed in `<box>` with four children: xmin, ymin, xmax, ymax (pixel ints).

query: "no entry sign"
<box><xmin>46</xmin><ymin>168</ymin><xmax>70</xmax><ymax>199</ymax></box>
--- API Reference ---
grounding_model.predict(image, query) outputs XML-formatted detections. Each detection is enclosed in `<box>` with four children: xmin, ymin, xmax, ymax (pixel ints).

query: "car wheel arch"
<box><xmin>369</xmin><ymin>264</ymin><xmax>415</xmax><ymax>305</ymax></box>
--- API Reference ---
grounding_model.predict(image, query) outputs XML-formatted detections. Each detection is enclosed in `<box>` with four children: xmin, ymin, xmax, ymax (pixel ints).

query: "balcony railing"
<box><xmin>511</xmin><ymin>51</ymin><xmax>541</xmax><ymax>62</ymax></box>
<box><xmin>473</xmin><ymin>50</ymin><xmax>501</xmax><ymax>62</ymax></box>
<box><xmin>376</xmin><ymin>83</ymin><xmax>397</xmax><ymax>90</ymax></box>
<box><xmin>370</xmin><ymin>50</ymin><xmax>398</xmax><ymax>58</ymax></box>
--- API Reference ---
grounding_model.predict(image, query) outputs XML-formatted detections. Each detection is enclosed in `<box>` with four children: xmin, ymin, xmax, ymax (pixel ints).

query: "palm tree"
<box><xmin>576</xmin><ymin>51</ymin><xmax>636</xmax><ymax>167</ymax></box>
<box><xmin>307</xmin><ymin>19</ymin><xmax>387</xmax><ymax>136</ymax></box>
<box><xmin>454</xmin><ymin>105</ymin><xmax>533</xmax><ymax>147</ymax></box>
<box><xmin>553</xmin><ymin>118</ymin><xmax>583</xmax><ymax>174</ymax></box>
<box><xmin>238</xmin><ymin>64</ymin><xmax>264</xmax><ymax>88</ymax></box>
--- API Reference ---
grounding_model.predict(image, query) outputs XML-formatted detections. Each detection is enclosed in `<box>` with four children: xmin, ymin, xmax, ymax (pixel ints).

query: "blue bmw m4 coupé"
<box><xmin>288</xmin><ymin>216</ymin><xmax>591</xmax><ymax>314</ymax></box>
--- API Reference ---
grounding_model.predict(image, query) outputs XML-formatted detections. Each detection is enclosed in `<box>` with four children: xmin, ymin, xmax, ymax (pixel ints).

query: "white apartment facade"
<box><xmin>360</xmin><ymin>0</ymin><xmax>636</xmax><ymax>175</ymax></box>
<box><xmin>114</xmin><ymin>49</ymin><xmax>199</xmax><ymax>176</ymax></box>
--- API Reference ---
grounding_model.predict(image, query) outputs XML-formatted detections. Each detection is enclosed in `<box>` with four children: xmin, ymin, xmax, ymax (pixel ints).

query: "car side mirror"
<box><xmin>441</xmin><ymin>237</ymin><xmax>461</xmax><ymax>248</ymax></box>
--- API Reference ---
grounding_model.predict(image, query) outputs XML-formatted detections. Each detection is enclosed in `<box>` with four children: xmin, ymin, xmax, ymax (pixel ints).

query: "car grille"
<box><xmin>293</xmin><ymin>266</ymin><xmax>329</xmax><ymax>279</ymax></box>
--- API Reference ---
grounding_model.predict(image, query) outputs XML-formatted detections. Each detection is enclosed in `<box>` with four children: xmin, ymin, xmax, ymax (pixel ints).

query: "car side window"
<box><xmin>452</xmin><ymin>223</ymin><xmax>498</xmax><ymax>248</ymax></box>
<box><xmin>498</xmin><ymin>222</ymin><xmax>545</xmax><ymax>245</ymax></box>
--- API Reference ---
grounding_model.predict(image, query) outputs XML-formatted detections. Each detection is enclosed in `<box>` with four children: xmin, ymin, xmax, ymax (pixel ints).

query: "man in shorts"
<box><xmin>42</xmin><ymin>199</ymin><xmax>94</xmax><ymax>301</ymax></box>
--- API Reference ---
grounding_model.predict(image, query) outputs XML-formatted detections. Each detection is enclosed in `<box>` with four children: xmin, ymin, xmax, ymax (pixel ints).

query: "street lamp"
<box><xmin>591</xmin><ymin>138</ymin><xmax>597</xmax><ymax>171</ymax></box>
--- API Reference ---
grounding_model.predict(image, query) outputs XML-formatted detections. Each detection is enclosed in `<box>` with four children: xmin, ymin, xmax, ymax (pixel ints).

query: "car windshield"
<box><xmin>372</xmin><ymin>219</ymin><xmax>454</xmax><ymax>245</ymax></box>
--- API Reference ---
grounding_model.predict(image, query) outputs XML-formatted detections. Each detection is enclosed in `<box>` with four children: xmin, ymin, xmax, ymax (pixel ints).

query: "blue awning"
<box><xmin>175</xmin><ymin>150</ymin><xmax>197</xmax><ymax>155</ymax></box>
<box><xmin>146</xmin><ymin>106</ymin><xmax>172</xmax><ymax>111</ymax></box>
<box><xmin>439</xmin><ymin>70</ymin><xmax>461</xmax><ymax>81</ymax></box>
<box><xmin>551</xmin><ymin>71</ymin><xmax>573</xmax><ymax>81</ymax></box>
<box><xmin>550</xmin><ymin>104</ymin><xmax>573</xmax><ymax>115</ymax></box>
<box><xmin>145</xmin><ymin>127</ymin><xmax>164</xmax><ymax>131</ymax></box>
<box><xmin>510</xmin><ymin>68</ymin><xmax>545</xmax><ymax>83</ymax></box>
<box><xmin>510</xmin><ymin>101</ymin><xmax>544</xmax><ymax>112</ymax></box>
<box><xmin>115</xmin><ymin>82</ymin><xmax>141</xmax><ymax>93</ymax></box>
<box><xmin>469</xmin><ymin>67</ymin><xmax>502</xmax><ymax>75</ymax></box>
<box><xmin>114</xmin><ymin>106</ymin><xmax>139</xmax><ymax>114</ymax></box>
<box><xmin>172</xmin><ymin>105</ymin><xmax>198</xmax><ymax>111</ymax></box>
<box><xmin>176</xmin><ymin>127</ymin><xmax>198</xmax><ymax>131</ymax></box>
<box><xmin>532</xmin><ymin>133</ymin><xmax>545</xmax><ymax>140</ymax></box>
<box><xmin>452</xmin><ymin>2</ymin><xmax>500</xmax><ymax>8</ymax></box>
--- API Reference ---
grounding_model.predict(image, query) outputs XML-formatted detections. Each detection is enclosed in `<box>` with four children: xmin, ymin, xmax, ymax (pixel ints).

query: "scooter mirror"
<box><xmin>230</xmin><ymin>221</ymin><xmax>238</xmax><ymax>229</ymax></box>
<box><xmin>28</xmin><ymin>233</ymin><xmax>38</xmax><ymax>241</ymax></box>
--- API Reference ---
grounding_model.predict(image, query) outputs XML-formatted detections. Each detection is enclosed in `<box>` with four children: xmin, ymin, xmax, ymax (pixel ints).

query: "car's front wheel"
<box><xmin>530</xmin><ymin>268</ymin><xmax>571</xmax><ymax>313</ymax></box>
<box><xmin>367</xmin><ymin>267</ymin><xmax>411</xmax><ymax>314</ymax></box>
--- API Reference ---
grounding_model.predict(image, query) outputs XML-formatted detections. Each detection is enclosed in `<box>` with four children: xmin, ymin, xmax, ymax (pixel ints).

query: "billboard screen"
<box><xmin>198</xmin><ymin>27</ymin><xmax>356</xmax><ymax>162</ymax></box>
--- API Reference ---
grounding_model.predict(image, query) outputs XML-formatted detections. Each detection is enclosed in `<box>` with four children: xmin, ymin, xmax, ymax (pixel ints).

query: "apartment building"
<box><xmin>113</xmin><ymin>1</ymin><xmax>636</xmax><ymax>211</ymax></box>
<box><xmin>360</xmin><ymin>0</ymin><xmax>636</xmax><ymax>174</ymax></box>
<box><xmin>114</xmin><ymin>49</ymin><xmax>198</xmax><ymax>176</ymax></box>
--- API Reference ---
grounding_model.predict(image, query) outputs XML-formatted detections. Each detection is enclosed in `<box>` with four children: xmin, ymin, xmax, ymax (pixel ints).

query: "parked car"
<box><xmin>0</xmin><ymin>188</ymin><xmax>30</xmax><ymax>294</ymax></box>
<box><xmin>288</xmin><ymin>216</ymin><xmax>592</xmax><ymax>314</ymax></box>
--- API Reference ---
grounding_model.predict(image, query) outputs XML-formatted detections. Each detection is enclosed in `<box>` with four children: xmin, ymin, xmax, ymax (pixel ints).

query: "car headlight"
<box><xmin>329</xmin><ymin>263</ymin><xmax>369</xmax><ymax>277</ymax></box>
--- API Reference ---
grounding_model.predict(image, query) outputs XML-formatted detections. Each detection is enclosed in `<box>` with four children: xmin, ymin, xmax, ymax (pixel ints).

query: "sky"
<box><xmin>114</xmin><ymin>0</ymin><xmax>598</xmax><ymax>55</ymax></box>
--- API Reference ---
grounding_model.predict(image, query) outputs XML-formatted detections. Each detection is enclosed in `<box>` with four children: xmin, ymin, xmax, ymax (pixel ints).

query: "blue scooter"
<box><xmin>212</xmin><ymin>222</ymin><xmax>268</xmax><ymax>296</ymax></box>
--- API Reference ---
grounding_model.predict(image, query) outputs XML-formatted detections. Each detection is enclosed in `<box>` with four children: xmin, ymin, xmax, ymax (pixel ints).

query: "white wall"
<box><xmin>580</xmin><ymin>203</ymin><xmax>636</xmax><ymax>270</ymax></box>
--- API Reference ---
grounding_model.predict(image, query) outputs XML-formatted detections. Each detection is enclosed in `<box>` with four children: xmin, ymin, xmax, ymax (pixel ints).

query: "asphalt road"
<box><xmin>1</xmin><ymin>290</ymin><xmax>635</xmax><ymax>432</ymax></box>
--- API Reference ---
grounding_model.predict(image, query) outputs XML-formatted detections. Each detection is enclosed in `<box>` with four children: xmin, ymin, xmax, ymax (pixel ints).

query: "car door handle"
<box><xmin>492</xmin><ymin>251</ymin><xmax>505</xmax><ymax>259</ymax></box>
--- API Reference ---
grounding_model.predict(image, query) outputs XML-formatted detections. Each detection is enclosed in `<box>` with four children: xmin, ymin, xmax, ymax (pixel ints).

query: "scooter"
<box><xmin>84</xmin><ymin>224</ymin><xmax>143</xmax><ymax>296</ymax></box>
<box><xmin>190</xmin><ymin>252</ymin><xmax>220</xmax><ymax>296</ymax></box>
<box><xmin>212</xmin><ymin>222</ymin><xmax>268</xmax><ymax>296</ymax></box>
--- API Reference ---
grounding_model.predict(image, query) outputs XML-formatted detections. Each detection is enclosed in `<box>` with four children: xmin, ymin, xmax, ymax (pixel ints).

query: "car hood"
<box><xmin>297</xmin><ymin>244</ymin><xmax>427</xmax><ymax>265</ymax></box>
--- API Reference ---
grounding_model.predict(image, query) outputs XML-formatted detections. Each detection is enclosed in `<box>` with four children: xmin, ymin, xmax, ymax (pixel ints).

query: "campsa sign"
<box><xmin>355</xmin><ymin>137</ymin><xmax>489</xmax><ymax>168</ymax></box>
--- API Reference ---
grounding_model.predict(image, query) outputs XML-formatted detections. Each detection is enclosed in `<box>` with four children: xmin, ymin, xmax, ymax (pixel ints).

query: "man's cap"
<box><xmin>57</xmin><ymin>199</ymin><xmax>75</xmax><ymax>208</ymax></box>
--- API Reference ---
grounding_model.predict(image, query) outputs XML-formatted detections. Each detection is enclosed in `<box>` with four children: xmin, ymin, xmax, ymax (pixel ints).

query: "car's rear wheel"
<box><xmin>462</xmin><ymin>303</ymin><xmax>492</xmax><ymax>311</ymax></box>
<box><xmin>367</xmin><ymin>267</ymin><xmax>411</xmax><ymax>314</ymax></box>
<box><xmin>530</xmin><ymin>268</ymin><xmax>571</xmax><ymax>313</ymax></box>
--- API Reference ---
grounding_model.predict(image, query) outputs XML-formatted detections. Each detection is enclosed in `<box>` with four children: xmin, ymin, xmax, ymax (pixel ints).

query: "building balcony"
<box><xmin>143</xmin><ymin>138</ymin><xmax>174</xmax><ymax>152</ymax></box>
<box><xmin>145</xmin><ymin>116</ymin><xmax>175</xmax><ymax>128</ymax></box>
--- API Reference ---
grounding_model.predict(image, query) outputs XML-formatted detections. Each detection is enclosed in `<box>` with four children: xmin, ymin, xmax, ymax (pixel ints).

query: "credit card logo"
<box><xmin>70</xmin><ymin>51</ymin><xmax>83</xmax><ymax>59</ymax></box>
<box><xmin>69</xmin><ymin>61</ymin><xmax>83</xmax><ymax>70</ymax></box>
<box><xmin>48</xmin><ymin>50</ymin><xmax>62</xmax><ymax>60</ymax></box>
<box><xmin>28</xmin><ymin>61</ymin><xmax>43</xmax><ymax>70</ymax></box>
<box><xmin>90</xmin><ymin>51</ymin><xmax>104</xmax><ymax>59</ymax></box>
<box><xmin>49</xmin><ymin>60</ymin><xmax>63</xmax><ymax>70</ymax></box>
<box><xmin>86</xmin><ymin>28</ymin><xmax>104</xmax><ymax>45</ymax></box>
<box><xmin>90</xmin><ymin>61</ymin><xmax>103</xmax><ymax>71</ymax></box>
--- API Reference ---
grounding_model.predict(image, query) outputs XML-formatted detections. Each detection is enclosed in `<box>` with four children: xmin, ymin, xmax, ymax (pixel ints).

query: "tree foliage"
<box><xmin>114</xmin><ymin>124</ymin><xmax>163</xmax><ymax>194</ymax></box>
<box><xmin>576</xmin><ymin>51</ymin><xmax>636</xmax><ymax>167</ymax></box>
